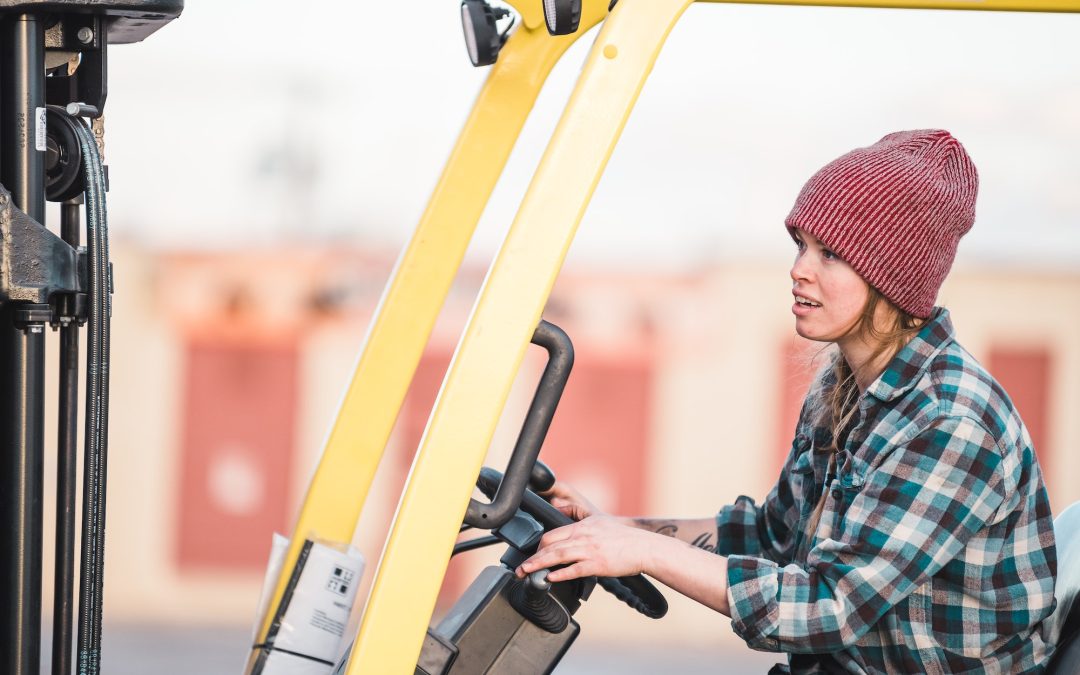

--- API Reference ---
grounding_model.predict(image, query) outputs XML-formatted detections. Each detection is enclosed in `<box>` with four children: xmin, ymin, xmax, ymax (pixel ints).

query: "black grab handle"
<box><xmin>463</xmin><ymin>320</ymin><xmax>573</xmax><ymax>529</ymax></box>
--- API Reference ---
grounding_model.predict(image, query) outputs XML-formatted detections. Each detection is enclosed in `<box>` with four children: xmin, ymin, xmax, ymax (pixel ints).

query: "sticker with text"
<box><xmin>326</xmin><ymin>565</ymin><xmax>355</xmax><ymax>597</ymax></box>
<box><xmin>35</xmin><ymin>107</ymin><xmax>46</xmax><ymax>152</ymax></box>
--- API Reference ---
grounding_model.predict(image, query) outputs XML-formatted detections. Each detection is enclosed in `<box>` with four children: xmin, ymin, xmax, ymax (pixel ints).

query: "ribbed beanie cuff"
<box><xmin>784</xmin><ymin>129</ymin><xmax>979</xmax><ymax>319</ymax></box>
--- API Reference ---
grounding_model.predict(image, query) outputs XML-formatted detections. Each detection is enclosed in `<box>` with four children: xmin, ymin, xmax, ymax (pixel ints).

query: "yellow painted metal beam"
<box><xmin>253</xmin><ymin>13</ymin><xmax>594</xmax><ymax>649</ymax></box>
<box><xmin>345</xmin><ymin>0</ymin><xmax>695</xmax><ymax>671</ymax></box>
<box><xmin>701</xmin><ymin>0</ymin><xmax>1080</xmax><ymax>11</ymax></box>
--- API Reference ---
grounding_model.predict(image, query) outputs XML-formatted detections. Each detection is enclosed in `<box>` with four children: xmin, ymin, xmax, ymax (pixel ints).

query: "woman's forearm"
<box><xmin>517</xmin><ymin>516</ymin><xmax>732</xmax><ymax>616</ymax></box>
<box><xmin>645</xmin><ymin>534</ymin><xmax>731</xmax><ymax>616</ymax></box>
<box><xmin>625</xmin><ymin>517</ymin><xmax>719</xmax><ymax>553</ymax></box>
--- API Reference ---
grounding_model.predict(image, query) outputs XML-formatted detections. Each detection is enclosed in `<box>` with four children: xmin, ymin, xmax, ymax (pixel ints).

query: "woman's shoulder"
<box><xmin>919</xmin><ymin>340</ymin><xmax>1029</xmax><ymax>453</ymax></box>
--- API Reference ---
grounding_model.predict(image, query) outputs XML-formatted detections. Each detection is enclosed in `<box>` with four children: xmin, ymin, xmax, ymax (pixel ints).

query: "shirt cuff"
<box><xmin>727</xmin><ymin>554</ymin><xmax>782</xmax><ymax>652</ymax></box>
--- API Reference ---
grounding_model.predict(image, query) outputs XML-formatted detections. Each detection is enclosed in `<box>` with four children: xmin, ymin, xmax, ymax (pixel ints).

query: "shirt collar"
<box><xmin>865</xmin><ymin>307</ymin><xmax>955</xmax><ymax>403</ymax></box>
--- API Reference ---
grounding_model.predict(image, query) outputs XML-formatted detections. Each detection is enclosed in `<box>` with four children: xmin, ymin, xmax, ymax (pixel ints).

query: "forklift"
<box><xmin>0</xmin><ymin>1</ymin><xmax>1075</xmax><ymax>675</ymax></box>
<box><xmin>242</xmin><ymin>1</ymin><xmax>1080</xmax><ymax>673</ymax></box>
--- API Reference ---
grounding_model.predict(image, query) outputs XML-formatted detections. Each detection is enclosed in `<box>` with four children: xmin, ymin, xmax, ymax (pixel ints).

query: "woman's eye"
<box><xmin>822</xmin><ymin>248</ymin><xmax>839</xmax><ymax>261</ymax></box>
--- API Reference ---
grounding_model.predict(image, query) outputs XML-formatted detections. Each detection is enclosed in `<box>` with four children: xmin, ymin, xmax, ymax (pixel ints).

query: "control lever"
<box><xmin>508</xmin><ymin>570</ymin><xmax>569</xmax><ymax>634</ymax></box>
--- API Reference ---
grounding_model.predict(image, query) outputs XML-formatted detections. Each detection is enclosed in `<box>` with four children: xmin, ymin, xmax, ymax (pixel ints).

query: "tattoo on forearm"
<box><xmin>691</xmin><ymin>532</ymin><xmax>717</xmax><ymax>554</ymax></box>
<box><xmin>632</xmin><ymin>520</ymin><xmax>717</xmax><ymax>552</ymax></box>
<box><xmin>634</xmin><ymin>519</ymin><xmax>679</xmax><ymax>537</ymax></box>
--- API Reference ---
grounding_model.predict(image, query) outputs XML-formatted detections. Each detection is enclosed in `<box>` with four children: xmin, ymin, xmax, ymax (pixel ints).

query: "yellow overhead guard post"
<box><xmin>346</xmin><ymin>0</ymin><xmax>695</xmax><ymax>671</ymax></box>
<box><xmin>251</xmin><ymin>0</ymin><xmax>607</xmax><ymax>653</ymax></box>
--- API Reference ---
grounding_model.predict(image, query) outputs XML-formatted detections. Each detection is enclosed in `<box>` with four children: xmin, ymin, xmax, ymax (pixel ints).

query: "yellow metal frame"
<box><xmin>253</xmin><ymin>0</ymin><xmax>1080</xmax><ymax>672</ymax></box>
<box><xmin>252</xmin><ymin>0</ymin><xmax>612</xmax><ymax>656</ymax></box>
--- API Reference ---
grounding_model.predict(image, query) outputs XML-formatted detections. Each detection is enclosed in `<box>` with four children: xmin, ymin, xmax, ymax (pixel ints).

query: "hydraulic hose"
<box><xmin>53</xmin><ymin>200</ymin><xmax>81</xmax><ymax>675</ymax></box>
<box><xmin>71</xmin><ymin>116</ymin><xmax>110</xmax><ymax>675</ymax></box>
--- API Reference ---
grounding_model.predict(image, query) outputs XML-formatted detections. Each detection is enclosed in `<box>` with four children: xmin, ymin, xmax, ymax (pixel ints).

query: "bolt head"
<box><xmin>77</xmin><ymin>26</ymin><xmax>94</xmax><ymax>44</ymax></box>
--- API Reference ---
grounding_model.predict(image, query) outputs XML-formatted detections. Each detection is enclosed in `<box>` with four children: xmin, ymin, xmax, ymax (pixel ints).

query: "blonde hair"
<box><xmin>803</xmin><ymin>287</ymin><xmax>923</xmax><ymax>537</ymax></box>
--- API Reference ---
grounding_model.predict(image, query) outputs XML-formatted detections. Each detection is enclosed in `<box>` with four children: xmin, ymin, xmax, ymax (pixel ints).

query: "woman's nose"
<box><xmin>790</xmin><ymin>253</ymin><xmax>812</xmax><ymax>282</ymax></box>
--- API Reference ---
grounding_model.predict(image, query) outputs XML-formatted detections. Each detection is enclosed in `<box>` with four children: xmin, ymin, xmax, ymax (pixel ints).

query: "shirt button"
<box><xmin>831</xmin><ymin>488</ymin><xmax>842</xmax><ymax>500</ymax></box>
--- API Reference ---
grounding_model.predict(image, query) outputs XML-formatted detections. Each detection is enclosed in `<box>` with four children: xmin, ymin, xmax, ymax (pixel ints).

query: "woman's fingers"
<box><xmin>537</xmin><ymin>523</ymin><xmax>576</xmax><ymax>549</ymax></box>
<box><xmin>547</xmin><ymin>497</ymin><xmax>578</xmax><ymax>520</ymax></box>
<box><xmin>516</xmin><ymin>516</ymin><xmax>650</xmax><ymax>580</ymax></box>
<box><xmin>546</xmin><ymin>562</ymin><xmax>591</xmax><ymax>583</ymax></box>
<box><xmin>538</xmin><ymin>481</ymin><xmax>601</xmax><ymax>521</ymax></box>
<box><xmin>517</xmin><ymin>541</ymin><xmax>590</xmax><ymax>577</ymax></box>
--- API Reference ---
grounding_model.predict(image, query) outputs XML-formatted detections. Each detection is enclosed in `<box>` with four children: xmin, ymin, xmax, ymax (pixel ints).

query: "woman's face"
<box><xmin>789</xmin><ymin>228</ymin><xmax>869</xmax><ymax>346</ymax></box>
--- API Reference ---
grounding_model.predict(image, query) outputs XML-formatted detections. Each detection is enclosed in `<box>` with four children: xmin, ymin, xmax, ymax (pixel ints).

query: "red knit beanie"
<box><xmin>785</xmin><ymin>129</ymin><xmax>979</xmax><ymax>319</ymax></box>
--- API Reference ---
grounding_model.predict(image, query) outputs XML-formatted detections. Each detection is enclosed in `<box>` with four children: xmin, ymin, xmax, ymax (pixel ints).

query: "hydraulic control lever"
<box><xmin>475</xmin><ymin>466</ymin><xmax>668</xmax><ymax>619</ymax></box>
<box><xmin>463</xmin><ymin>320</ymin><xmax>572</xmax><ymax>529</ymax></box>
<box><xmin>508</xmin><ymin>570</ymin><xmax>569</xmax><ymax>634</ymax></box>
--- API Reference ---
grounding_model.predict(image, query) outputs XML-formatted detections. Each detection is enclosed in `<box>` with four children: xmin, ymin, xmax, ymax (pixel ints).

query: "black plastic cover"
<box><xmin>0</xmin><ymin>0</ymin><xmax>182</xmax><ymax>43</ymax></box>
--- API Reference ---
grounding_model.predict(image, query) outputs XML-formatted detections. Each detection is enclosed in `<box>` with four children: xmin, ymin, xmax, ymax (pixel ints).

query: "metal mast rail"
<box><xmin>0</xmin><ymin>13</ymin><xmax>47</xmax><ymax>675</ymax></box>
<box><xmin>0</xmin><ymin>3</ymin><xmax>180</xmax><ymax>673</ymax></box>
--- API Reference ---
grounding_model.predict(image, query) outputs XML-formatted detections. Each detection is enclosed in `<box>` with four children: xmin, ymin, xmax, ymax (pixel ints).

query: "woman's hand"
<box><xmin>515</xmin><ymin>515</ymin><xmax>658</xmax><ymax>583</ymax></box>
<box><xmin>516</xmin><ymin>514</ymin><xmax>733</xmax><ymax>616</ymax></box>
<box><xmin>539</xmin><ymin>481</ymin><xmax>604</xmax><ymax>522</ymax></box>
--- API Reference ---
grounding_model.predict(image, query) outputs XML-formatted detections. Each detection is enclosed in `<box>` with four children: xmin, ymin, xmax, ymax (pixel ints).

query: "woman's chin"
<box><xmin>794</xmin><ymin>321</ymin><xmax>830</xmax><ymax>343</ymax></box>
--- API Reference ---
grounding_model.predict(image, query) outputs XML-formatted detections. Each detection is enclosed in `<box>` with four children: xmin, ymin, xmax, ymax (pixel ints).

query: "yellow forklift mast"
<box><xmin>250</xmin><ymin>1</ymin><xmax>1080</xmax><ymax>673</ymax></box>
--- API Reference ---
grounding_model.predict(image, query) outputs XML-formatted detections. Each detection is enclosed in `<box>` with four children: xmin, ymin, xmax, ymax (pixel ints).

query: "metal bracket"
<box><xmin>13</xmin><ymin>302</ymin><xmax>51</xmax><ymax>332</ymax></box>
<box><xmin>0</xmin><ymin>184</ymin><xmax>79</xmax><ymax>305</ymax></box>
<box><xmin>44</xmin><ymin>15</ymin><xmax>107</xmax><ymax>115</ymax></box>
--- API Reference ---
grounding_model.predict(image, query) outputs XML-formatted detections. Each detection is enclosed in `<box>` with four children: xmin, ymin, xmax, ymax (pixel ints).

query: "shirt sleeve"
<box><xmin>725</xmin><ymin>415</ymin><xmax>1007</xmax><ymax>653</ymax></box>
<box><xmin>715</xmin><ymin>434</ymin><xmax>808</xmax><ymax>563</ymax></box>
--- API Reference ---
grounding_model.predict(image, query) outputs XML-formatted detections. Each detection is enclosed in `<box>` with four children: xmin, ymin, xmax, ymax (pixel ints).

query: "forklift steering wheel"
<box><xmin>476</xmin><ymin>467</ymin><xmax>668</xmax><ymax>619</ymax></box>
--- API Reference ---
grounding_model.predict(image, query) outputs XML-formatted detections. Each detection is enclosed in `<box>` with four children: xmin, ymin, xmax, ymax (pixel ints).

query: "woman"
<box><xmin>517</xmin><ymin>130</ymin><xmax>1058</xmax><ymax>673</ymax></box>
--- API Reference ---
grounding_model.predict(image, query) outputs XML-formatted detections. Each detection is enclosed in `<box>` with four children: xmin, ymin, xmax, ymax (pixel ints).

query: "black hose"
<box><xmin>72</xmin><ymin>117</ymin><xmax>110</xmax><ymax>675</ymax></box>
<box><xmin>52</xmin><ymin>200</ymin><xmax>80</xmax><ymax>675</ymax></box>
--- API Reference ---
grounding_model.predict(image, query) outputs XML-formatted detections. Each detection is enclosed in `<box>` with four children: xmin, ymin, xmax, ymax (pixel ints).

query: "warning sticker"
<box><xmin>325</xmin><ymin>565</ymin><xmax>355</xmax><ymax>597</ymax></box>
<box><xmin>35</xmin><ymin>107</ymin><xmax>46</xmax><ymax>152</ymax></box>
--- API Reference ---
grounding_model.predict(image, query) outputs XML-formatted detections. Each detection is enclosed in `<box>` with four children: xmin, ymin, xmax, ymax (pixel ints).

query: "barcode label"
<box><xmin>35</xmin><ymin>107</ymin><xmax>46</xmax><ymax>152</ymax></box>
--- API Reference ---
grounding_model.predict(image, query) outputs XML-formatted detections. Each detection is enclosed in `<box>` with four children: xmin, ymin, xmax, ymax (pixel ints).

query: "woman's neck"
<box><xmin>838</xmin><ymin>322</ymin><xmax>924</xmax><ymax>393</ymax></box>
<box><xmin>836</xmin><ymin>299</ymin><xmax>924</xmax><ymax>393</ymax></box>
<box><xmin>838</xmin><ymin>337</ymin><xmax>894</xmax><ymax>393</ymax></box>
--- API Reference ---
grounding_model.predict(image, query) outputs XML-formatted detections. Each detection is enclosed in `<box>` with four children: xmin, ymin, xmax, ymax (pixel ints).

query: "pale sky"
<box><xmin>100</xmin><ymin>1</ymin><xmax>1080</xmax><ymax>271</ymax></box>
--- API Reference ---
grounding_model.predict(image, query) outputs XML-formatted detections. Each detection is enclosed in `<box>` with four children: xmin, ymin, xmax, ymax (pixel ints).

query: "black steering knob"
<box><xmin>529</xmin><ymin>460</ymin><xmax>556</xmax><ymax>493</ymax></box>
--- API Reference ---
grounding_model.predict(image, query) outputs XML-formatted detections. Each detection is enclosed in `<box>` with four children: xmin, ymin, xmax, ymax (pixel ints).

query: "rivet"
<box><xmin>603</xmin><ymin>44</ymin><xmax>618</xmax><ymax>59</ymax></box>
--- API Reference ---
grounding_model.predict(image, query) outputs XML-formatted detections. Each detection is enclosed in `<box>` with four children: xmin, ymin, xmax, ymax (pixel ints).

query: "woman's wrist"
<box><xmin>634</xmin><ymin>529</ymin><xmax>691</xmax><ymax>579</ymax></box>
<box><xmin>641</xmin><ymin>533</ymin><xmax>731</xmax><ymax>615</ymax></box>
<box><xmin>643</xmin><ymin>531</ymin><xmax>684</xmax><ymax>578</ymax></box>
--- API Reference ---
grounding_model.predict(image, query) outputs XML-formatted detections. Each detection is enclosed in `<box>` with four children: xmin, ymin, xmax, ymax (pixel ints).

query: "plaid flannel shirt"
<box><xmin>717</xmin><ymin>308</ymin><xmax>1057</xmax><ymax>674</ymax></box>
